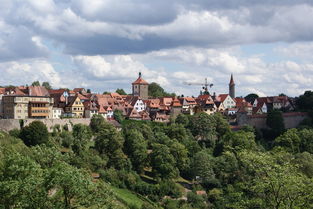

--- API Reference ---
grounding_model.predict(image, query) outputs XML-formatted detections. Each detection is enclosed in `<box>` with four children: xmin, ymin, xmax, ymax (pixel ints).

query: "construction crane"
<box><xmin>183</xmin><ymin>78</ymin><xmax>214</xmax><ymax>95</ymax></box>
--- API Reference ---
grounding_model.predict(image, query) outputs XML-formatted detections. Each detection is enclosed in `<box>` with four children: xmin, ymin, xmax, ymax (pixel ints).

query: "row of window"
<box><xmin>32</xmin><ymin>110</ymin><xmax>49</xmax><ymax>113</ymax></box>
<box><xmin>73</xmin><ymin>107</ymin><xmax>83</xmax><ymax>111</ymax></box>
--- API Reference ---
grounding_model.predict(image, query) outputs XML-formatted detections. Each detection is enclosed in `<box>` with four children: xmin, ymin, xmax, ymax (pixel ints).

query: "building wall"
<box><xmin>133</xmin><ymin>84</ymin><xmax>148</xmax><ymax>100</ymax></box>
<box><xmin>3</xmin><ymin>96</ymin><xmax>53</xmax><ymax>119</ymax></box>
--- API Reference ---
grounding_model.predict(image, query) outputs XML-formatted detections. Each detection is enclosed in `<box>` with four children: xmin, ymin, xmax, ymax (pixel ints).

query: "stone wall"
<box><xmin>0</xmin><ymin>118</ymin><xmax>91</xmax><ymax>132</ymax></box>
<box><xmin>237</xmin><ymin>112</ymin><xmax>308</xmax><ymax>130</ymax></box>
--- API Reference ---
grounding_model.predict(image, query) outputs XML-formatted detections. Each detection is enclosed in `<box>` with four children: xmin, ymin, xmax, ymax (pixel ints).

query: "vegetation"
<box><xmin>2</xmin><ymin>101</ymin><xmax>313</xmax><ymax>208</ymax></box>
<box><xmin>148</xmin><ymin>82</ymin><xmax>175</xmax><ymax>98</ymax></box>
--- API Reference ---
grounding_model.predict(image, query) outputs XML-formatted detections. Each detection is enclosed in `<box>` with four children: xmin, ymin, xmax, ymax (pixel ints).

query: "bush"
<box><xmin>9</xmin><ymin>129</ymin><xmax>20</xmax><ymax>138</ymax></box>
<box><xmin>159</xmin><ymin>181</ymin><xmax>182</xmax><ymax>198</ymax></box>
<box><xmin>20</xmin><ymin>121</ymin><xmax>49</xmax><ymax>146</ymax></box>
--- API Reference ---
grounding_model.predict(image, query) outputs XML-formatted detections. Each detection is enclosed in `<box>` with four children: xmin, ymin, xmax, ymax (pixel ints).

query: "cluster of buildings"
<box><xmin>0</xmin><ymin>73</ymin><xmax>295</xmax><ymax>122</ymax></box>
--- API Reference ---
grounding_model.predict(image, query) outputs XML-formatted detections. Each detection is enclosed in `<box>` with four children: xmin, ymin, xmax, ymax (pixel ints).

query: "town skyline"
<box><xmin>1</xmin><ymin>1</ymin><xmax>313</xmax><ymax>97</ymax></box>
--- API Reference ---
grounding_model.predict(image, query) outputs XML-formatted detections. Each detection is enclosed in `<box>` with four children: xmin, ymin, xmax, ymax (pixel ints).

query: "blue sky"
<box><xmin>1</xmin><ymin>0</ymin><xmax>313</xmax><ymax>97</ymax></box>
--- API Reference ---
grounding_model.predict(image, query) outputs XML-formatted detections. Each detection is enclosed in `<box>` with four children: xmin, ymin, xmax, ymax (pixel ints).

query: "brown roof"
<box><xmin>28</xmin><ymin>86</ymin><xmax>50</xmax><ymax>97</ymax></box>
<box><xmin>218</xmin><ymin>94</ymin><xmax>231</xmax><ymax>103</ymax></box>
<box><xmin>132</xmin><ymin>73</ymin><xmax>149</xmax><ymax>85</ymax></box>
<box><xmin>0</xmin><ymin>88</ymin><xmax>5</xmax><ymax>94</ymax></box>
<box><xmin>172</xmin><ymin>97</ymin><xmax>182</xmax><ymax>107</ymax></box>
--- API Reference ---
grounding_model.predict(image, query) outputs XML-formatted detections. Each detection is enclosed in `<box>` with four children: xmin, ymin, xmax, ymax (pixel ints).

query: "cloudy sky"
<box><xmin>1</xmin><ymin>0</ymin><xmax>313</xmax><ymax>97</ymax></box>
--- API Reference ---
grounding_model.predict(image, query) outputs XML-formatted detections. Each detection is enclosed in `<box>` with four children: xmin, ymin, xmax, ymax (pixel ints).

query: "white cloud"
<box><xmin>0</xmin><ymin>60</ymin><xmax>61</xmax><ymax>87</ymax></box>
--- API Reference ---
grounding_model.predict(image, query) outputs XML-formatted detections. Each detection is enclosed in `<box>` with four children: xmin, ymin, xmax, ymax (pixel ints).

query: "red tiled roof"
<box><xmin>218</xmin><ymin>94</ymin><xmax>230</xmax><ymax>103</ymax></box>
<box><xmin>73</xmin><ymin>88</ymin><xmax>85</xmax><ymax>92</ymax></box>
<box><xmin>132</xmin><ymin>76</ymin><xmax>149</xmax><ymax>85</ymax></box>
<box><xmin>172</xmin><ymin>97</ymin><xmax>182</xmax><ymax>107</ymax></box>
<box><xmin>0</xmin><ymin>88</ymin><xmax>5</xmax><ymax>94</ymax></box>
<box><xmin>28</xmin><ymin>86</ymin><xmax>50</xmax><ymax>97</ymax></box>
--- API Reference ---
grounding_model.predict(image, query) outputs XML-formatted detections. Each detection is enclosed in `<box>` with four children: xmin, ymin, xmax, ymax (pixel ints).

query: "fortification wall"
<box><xmin>0</xmin><ymin>118</ymin><xmax>91</xmax><ymax>132</ymax></box>
<box><xmin>238</xmin><ymin>112</ymin><xmax>307</xmax><ymax>129</ymax></box>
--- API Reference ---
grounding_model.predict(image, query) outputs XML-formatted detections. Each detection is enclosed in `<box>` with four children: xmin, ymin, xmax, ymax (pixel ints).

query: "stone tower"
<box><xmin>229</xmin><ymin>74</ymin><xmax>235</xmax><ymax>98</ymax></box>
<box><xmin>132</xmin><ymin>72</ymin><xmax>149</xmax><ymax>100</ymax></box>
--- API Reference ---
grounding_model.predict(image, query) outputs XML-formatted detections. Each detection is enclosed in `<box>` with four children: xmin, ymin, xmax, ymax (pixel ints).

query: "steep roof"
<box><xmin>28</xmin><ymin>86</ymin><xmax>50</xmax><ymax>97</ymax></box>
<box><xmin>132</xmin><ymin>73</ymin><xmax>149</xmax><ymax>85</ymax></box>
<box><xmin>229</xmin><ymin>74</ymin><xmax>235</xmax><ymax>85</ymax></box>
<box><xmin>171</xmin><ymin>97</ymin><xmax>182</xmax><ymax>107</ymax></box>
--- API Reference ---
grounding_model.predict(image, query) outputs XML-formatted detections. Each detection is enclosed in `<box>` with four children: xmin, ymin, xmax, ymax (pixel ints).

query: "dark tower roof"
<box><xmin>229</xmin><ymin>74</ymin><xmax>235</xmax><ymax>86</ymax></box>
<box><xmin>132</xmin><ymin>72</ymin><xmax>149</xmax><ymax>85</ymax></box>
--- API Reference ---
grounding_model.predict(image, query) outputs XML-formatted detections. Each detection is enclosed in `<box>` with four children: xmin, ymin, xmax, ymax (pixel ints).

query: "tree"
<box><xmin>42</xmin><ymin>81</ymin><xmax>52</xmax><ymax>90</ymax></box>
<box><xmin>212</xmin><ymin>113</ymin><xmax>231</xmax><ymax>139</ymax></box>
<box><xmin>239</xmin><ymin>150</ymin><xmax>313</xmax><ymax>209</ymax></box>
<box><xmin>169</xmin><ymin>140</ymin><xmax>190</xmax><ymax>173</ymax></box>
<box><xmin>20</xmin><ymin>121</ymin><xmax>49</xmax><ymax>146</ymax></box>
<box><xmin>217</xmin><ymin>131</ymin><xmax>257</xmax><ymax>154</ymax></box>
<box><xmin>87</xmin><ymin>89</ymin><xmax>91</xmax><ymax>93</ymax></box>
<box><xmin>150</xmin><ymin>143</ymin><xmax>178</xmax><ymax>179</ymax></box>
<box><xmin>148</xmin><ymin>82</ymin><xmax>175</xmax><ymax>98</ymax></box>
<box><xmin>116</xmin><ymin>88</ymin><xmax>127</xmax><ymax>95</ymax></box>
<box><xmin>266</xmin><ymin>109</ymin><xmax>285</xmax><ymax>139</ymax></box>
<box><xmin>94</xmin><ymin>123</ymin><xmax>128</xmax><ymax>169</ymax></box>
<box><xmin>72</xmin><ymin>124</ymin><xmax>92</xmax><ymax>155</ymax></box>
<box><xmin>190</xmin><ymin>150</ymin><xmax>217</xmax><ymax>188</ymax></box>
<box><xmin>124</xmin><ymin>129</ymin><xmax>148</xmax><ymax>173</ymax></box>
<box><xmin>0</xmin><ymin>152</ymin><xmax>48</xmax><ymax>209</ymax></box>
<box><xmin>244</xmin><ymin>93</ymin><xmax>259</xmax><ymax>104</ymax></box>
<box><xmin>298</xmin><ymin>128</ymin><xmax>313</xmax><ymax>153</ymax></box>
<box><xmin>274</xmin><ymin>129</ymin><xmax>301</xmax><ymax>153</ymax></box>
<box><xmin>31</xmin><ymin>80</ymin><xmax>41</xmax><ymax>86</ymax></box>
<box><xmin>113</xmin><ymin>109</ymin><xmax>124</xmax><ymax>123</ymax></box>
<box><xmin>296</xmin><ymin>91</ymin><xmax>313</xmax><ymax>111</ymax></box>
<box><xmin>175</xmin><ymin>113</ymin><xmax>189</xmax><ymax>127</ymax></box>
<box><xmin>90</xmin><ymin>114</ymin><xmax>106</xmax><ymax>134</ymax></box>
<box><xmin>188</xmin><ymin>112</ymin><xmax>217</xmax><ymax>147</ymax></box>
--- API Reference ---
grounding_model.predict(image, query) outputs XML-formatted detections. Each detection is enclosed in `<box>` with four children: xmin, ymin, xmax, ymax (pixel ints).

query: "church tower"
<box><xmin>229</xmin><ymin>74</ymin><xmax>235</xmax><ymax>98</ymax></box>
<box><xmin>132</xmin><ymin>72</ymin><xmax>149</xmax><ymax>100</ymax></box>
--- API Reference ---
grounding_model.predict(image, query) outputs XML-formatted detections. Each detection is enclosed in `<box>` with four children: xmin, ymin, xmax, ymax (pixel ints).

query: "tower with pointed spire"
<box><xmin>132</xmin><ymin>72</ymin><xmax>149</xmax><ymax>100</ymax></box>
<box><xmin>229</xmin><ymin>74</ymin><xmax>235</xmax><ymax>98</ymax></box>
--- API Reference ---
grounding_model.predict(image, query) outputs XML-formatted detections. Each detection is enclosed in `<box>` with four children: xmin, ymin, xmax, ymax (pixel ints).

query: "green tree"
<box><xmin>296</xmin><ymin>91</ymin><xmax>313</xmax><ymax>111</ymax></box>
<box><xmin>0</xmin><ymin>152</ymin><xmax>49</xmax><ymax>209</ymax></box>
<box><xmin>217</xmin><ymin>131</ymin><xmax>257</xmax><ymax>155</ymax></box>
<box><xmin>212</xmin><ymin>112</ymin><xmax>231</xmax><ymax>139</ymax></box>
<box><xmin>42</xmin><ymin>81</ymin><xmax>52</xmax><ymax>90</ymax></box>
<box><xmin>31</xmin><ymin>80</ymin><xmax>41</xmax><ymax>86</ymax></box>
<box><xmin>116</xmin><ymin>88</ymin><xmax>127</xmax><ymax>95</ymax></box>
<box><xmin>298</xmin><ymin>128</ymin><xmax>313</xmax><ymax>153</ymax></box>
<box><xmin>190</xmin><ymin>150</ymin><xmax>217</xmax><ymax>188</ymax></box>
<box><xmin>244</xmin><ymin>93</ymin><xmax>259</xmax><ymax>104</ymax></box>
<box><xmin>240</xmin><ymin>150</ymin><xmax>313</xmax><ymax>209</ymax></box>
<box><xmin>90</xmin><ymin>114</ymin><xmax>106</xmax><ymax>134</ymax></box>
<box><xmin>274</xmin><ymin>129</ymin><xmax>301</xmax><ymax>153</ymax></box>
<box><xmin>169</xmin><ymin>140</ymin><xmax>190</xmax><ymax>173</ymax></box>
<box><xmin>148</xmin><ymin>82</ymin><xmax>175</xmax><ymax>98</ymax></box>
<box><xmin>189</xmin><ymin>112</ymin><xmax>217</xmax><ymax>147</ymax></box>
<box><xmin>124</xmin><ymin>129</ymin><xmax>148</xmax><ymax>173</ymax></box>
<box><xmin>20</xmin><ymin>121</ymin><xmax>49</xmax><ymax>146</ymax></box>
<box><xmin>175</xmin><ymin>113</ymin><xmax>189</xmax><ymax>127</ymax></box>
<box><xmin>72</xmin><ymin>124</ymin><xmax>92</xmax><ymax>155</ymax></box>
<box><xmin>113</xmin><ymin>109</ymin><xmax>124</xmax><ymax>123</ymax></box>
<box><xmin>150</xmin><ymin>143</ymin><xmax>178</xmax><ymax>179</ymax></box>
<box><xmin>266</xmin><ymin>109</ymin><xmax>285</xmax><ymax>139</ymax></box>
<box><xmin>95</xmin><ymin>123</ymin><xmax>128</xmax><ymax>169</ymax></box>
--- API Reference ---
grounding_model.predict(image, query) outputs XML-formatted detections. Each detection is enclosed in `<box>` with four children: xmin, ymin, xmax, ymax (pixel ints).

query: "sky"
<box><xmin>1</xmin><ymin>0</ymin><xmax>313</xmax><ymax>97</ymax></box>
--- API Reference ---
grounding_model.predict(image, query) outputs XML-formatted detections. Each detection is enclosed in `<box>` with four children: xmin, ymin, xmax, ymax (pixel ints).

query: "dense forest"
<box><xmin>2</xmin><ymin>91</ymin><xmax>313</xmax><ymax>208</ymax></box>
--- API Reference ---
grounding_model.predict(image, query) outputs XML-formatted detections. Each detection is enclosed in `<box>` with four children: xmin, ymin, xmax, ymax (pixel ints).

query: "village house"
<box><xmin>2</xmin><ymin>86</ymin><xmax>54</xmax><ymax>119</ymax></box>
